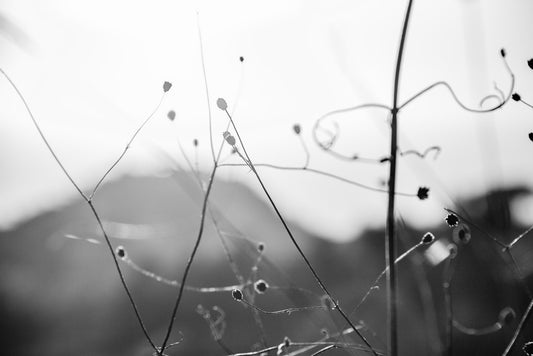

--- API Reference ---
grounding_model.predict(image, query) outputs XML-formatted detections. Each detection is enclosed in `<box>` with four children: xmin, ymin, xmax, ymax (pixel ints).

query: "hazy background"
<box><xmin>1</xmin><ymin>1</ymin><xmax>533</xmax><ymax>355</ymax></box>
<box><xmin>0</xmin><ymin>0</ymin><xmax>532</xmax><ymax>240</ymax></box>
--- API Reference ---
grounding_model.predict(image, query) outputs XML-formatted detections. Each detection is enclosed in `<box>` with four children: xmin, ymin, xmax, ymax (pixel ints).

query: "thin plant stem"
<box><xmin>0</xmin><ymin>68</ymin><xmax>87</xmax><ymax>200</ymax></box>
<box><xmin>219</xmin><ymin>163</ymin><xmax>416</xmax><ymax>197</ymax></box>
<box><xmin>196</xmin><ymin>13</ymin><xmax>216</xmax><ymax>163</ymax></box>
<box><xmin>386</xmin><ymin>1</ymin><xmax>414</xmax><ymax>355</ymax></box>
<box><xmin>443</xmin><ymin>252</ymin><xmax>457</xmax><ymax>356</ymax></box>
<box><xmin>222</xmin><ymin>108</ymin><xmax>379</xmax><ymax>356</ymax></box>
<box><xmin>89</xmin><ymin>94</ymin><xmax>166</xmax><ymax>200</ymax></box>
<box><xmin>501</xmin><ymin>298</ymin><xmax>533</xmax><ymax>356</ymax></box>
<box><xmin>88</xmin><ymin>201</ymin><xmax>157</xmax><ymax>350</ymax></box>
<box><xmin>1</xmin><ymin>68</ymin><xmax>158</xmax><ymax>351</ymax></box>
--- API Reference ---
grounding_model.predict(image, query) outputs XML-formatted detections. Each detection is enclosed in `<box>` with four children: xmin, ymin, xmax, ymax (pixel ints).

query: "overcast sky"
<box><xmin>1</xmin><ymin>0</ymin><xmax>533</xmax><ymax>241</ymax></box>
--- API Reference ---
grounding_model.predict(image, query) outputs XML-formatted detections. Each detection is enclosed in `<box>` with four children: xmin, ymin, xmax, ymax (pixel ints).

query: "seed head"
<box><xmin>500</xmin><ymin>48</ymin><xmax>506</xmax><ymax>58</ymax></box>
<box><xmin>223</xmin><ymin>131</ymin><xmax>236</xmax><ymax>146</ymax></box>
<box><xmin>417</xmin><ymin>187</ymin><xmax>429</xmax><ymax>200</ymax></box>
<box><xmin>445</xmin><ymin>213</ymin><xmax>459</xmax><ymax>227</ymax></box>
<box><xmin>167</xmin><ymin>110</ymin><xmax>176</xmax><ymax>121</ymax></box>
<box><xmin>163</xmin><ymin>81</ymin><xmax>172</xmax><ymax>93</ymax></box>
<box><xmin>115</xmin><ymin>245</ymin><xmax>126</xmax><ymax>259</ymax></box>
<box><xmin>217</xmin><ymin>98</ymin><xmax>228</xmax><ymax>110</ymax></box>
<box><xmin>292</xmin><ymin>124</ymin><xmax>301</xmax><ymax>135</ymax></box>
<box><xmin>193</xmin><ymin>139</ymin><xmax>199</xmax><ymax>147</ymax></box>
<box><xmin>512</xmin><ymin>93</ymin><xmax>521</xmax><ymax>102</ymax></box>
<box><xmin>239</xmin><ymin>56</ymin><xmax>244</xmax><ymax>62</ymax></box>
<box><xmin>421</xmin><ymin>232</ymin><xmax>435</xmax><ymax>245</ymax></box>
<box><xmin>254</xmin><ymin>279</ymin><xmax>269</xmax><ymax>294</ymax></box>
<box><xmin>232</xmin><ymin>289</ymin><xmax>243</xmax><ymax>301</ymax></box>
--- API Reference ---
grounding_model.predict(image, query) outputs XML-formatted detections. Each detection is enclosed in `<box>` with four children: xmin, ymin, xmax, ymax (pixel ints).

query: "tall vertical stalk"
<box><xmin>387</xmin><ymin>1</ymin><xmax>414</xmax><ymax>355</ymax></box>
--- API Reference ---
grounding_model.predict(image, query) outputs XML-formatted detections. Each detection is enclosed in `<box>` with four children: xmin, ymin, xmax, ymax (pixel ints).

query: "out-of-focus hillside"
<box><xmin>1</xmin><ymin>173</ymin><xmax>532</xmax><ymax>355</ymax></box>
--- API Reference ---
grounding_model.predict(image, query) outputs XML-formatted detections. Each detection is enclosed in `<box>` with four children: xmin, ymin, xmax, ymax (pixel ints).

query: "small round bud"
<box><xmin>216</xmin><ymin>98</ymin><xmax>228</xmax><ymax>110</ymax></box>
<box><xmin>232</xmin><ymin>289</ymin><xmax>243</xmax><ymax>301</ymax></box>
<box><xmin>254</xmin><ymin>279</ymin><xmax>269</xmax><ymax>294</ymax></box>
<box><xmin>528</xmin><ymin>59</ymin><xmax>533</xmax><ymax>70</ymax></box>
<box><xmin>421</xmin><ymin>232</ymin><xmax>435</xmax><ymax>245</ymax></box>
<box><xmin>529</xmin><ymin>133</ymin><xmax>533</xmax><ymax>142</ymax></box>
<box><xmin>167</xmin><ymin>110</ymin><xmax>176</xmax><ymax>121</ymax></box>
<box><xmin>523</xmin><ymin>341</ymin><xmax>533</xmax><ymax>356</ymax></box>
<box><xmin>257</xmin><ymin>242</ymin><xmax>265</xmax><ymax>252</ymax></box>
<box><xmin>163</xmin><ymin>81</ymin><xmax>172</xmax><ymax>93</ymax></box>
<box><xmin>512</xmin><ymin>93</ymin><xmax>521</xmax><ymax>102</ymax></box>
<box><xmin>445</xmin><ymin>213</ymin><xmax>459</xmax><ymax>227</ymax></box>
<box><xmin>498</xmin><ymin>307</ymin><xmax>516</xmax><ymax>325</ymax></box>
<box><xmin>448</xmin><ymin>243</ymin><xmax>458</xmax><ymax>259</ymax></box>
<box><xmin>223</xmin><ymin>131</ymin><xmax>236</xmax><ymax>146</ymax></box>
<box><xmin>292</xmin><ymin>124</ymin><xmax>301</xmax><ymax>135</ymax></box>
<box><xmin>239</xmin><ymin>56</ymin><xmax>244</xmax><ymax>62</ymax></box>
<box><xmin>193</xmin><ymin>139</ymin><xmax>199</xmax><ymax>147</ymax></box>
<box><xmin>417</xmin><ymin>186</ymin><xmax>429</xmax><ymax>200</ymax></box>
<box><xmin>115</xmin><ymin>245</ymin><xmax>126</xmax><ymax>259</ymax></box>
<box><xmin>500</xmin><ymin>48</ymin><xmax>506</xmax><ymax>58</ymax></box>
<box><xmin>453</xmin><ymin>223</ymin><xmax>471</xmax><ymax>245</ymax></box>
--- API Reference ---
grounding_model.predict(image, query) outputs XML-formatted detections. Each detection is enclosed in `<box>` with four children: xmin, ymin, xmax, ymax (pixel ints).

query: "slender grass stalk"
<box><xmin>386</xmin><ymin>1</ymin><xmax>414</xmax><ymax>354</ymax></box>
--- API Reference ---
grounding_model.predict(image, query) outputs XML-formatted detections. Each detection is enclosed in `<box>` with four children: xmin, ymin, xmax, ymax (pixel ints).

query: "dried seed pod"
<box><xmin>167</xmin><ymin>110</ymin><xmax>176</xmax><ymax>121</ymax></box>
<box><xmin>417</xmin><ymin>187</ymin><xmax>429</xmax><ymax>200</ymax></box>
<box><xmin>421</xmin><ymin>232</ymin><xmax>435</xmax><ymax>245</ymax></box>
<box><xmin>231</xmin><ymin>289</ymin><xmax>243</xmax><ymax>301</ymax></box>
<box><xmin>254</xmin><ymin>280</ymin><xmax>269</xmax><ymax>294</ymax></box>
<box><xmin>512</xmin><ymin>93</ymin><xmax>521</xmax><ymax>102</ymax></box>
<box><xmin>217</xmin><ymin>98</ymin><xmax>228</xmax><ymax>110</ymax></box>
<box><xmin>445</xmin><ymin>213</ymin><xmax>459</xmax><ymax>227</ymax></box>
<box><xmin>115</xmin><ymin>246</ymin><xmax>126</xmax><ymax>259</ymax></box>
<box><xmin>223</xmin><ymin>131</ymin><xmax>236</xmax><ymax>146</ymax></box>
<box><xmin>163</xmin><ymin>81</ymin><xmax>172</xmax><ymax>93</ymax></box>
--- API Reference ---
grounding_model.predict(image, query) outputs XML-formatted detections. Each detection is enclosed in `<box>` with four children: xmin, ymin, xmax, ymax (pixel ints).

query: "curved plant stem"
<box><xmin>386</xmin><ymin>1</ymin><xmax>414</xmax><ymax>355</ymax></box>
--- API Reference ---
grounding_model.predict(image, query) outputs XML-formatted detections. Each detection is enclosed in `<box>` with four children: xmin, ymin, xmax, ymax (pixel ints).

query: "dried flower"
<box><xmin>421</xmin><ymin>232</ymin><xmax>435</xmax><ymax>245</ymax></box>
<box><xmin>500</xmin><ymin>48</ymin><xmax>506</xmax><ymax>58</ymax></box>
<box><xmin>232</xmin><ymin>289</ymin><xmax>243</xmax><ymax>301</ymax></box>
<box><xmin>254</xmin><ymin>280</ymin><xmax>269</xmax><ymax>294</ymax></box>
<box><xmin>445</xmin><ymin>213</ymin><xmax>459</xmax><ymax>227</ymax></box>
<box><xmin>167</xmin><ymin>110</ymin><xmax>176</xmax><ymax>121</ymax></box>
<box><xmin>223</xmin><ymin>131</ymin><xmax>236</xmax><ymax>146</ymax></box>
<box><xmin>417</xmin><ymin>187</ymin><xmax>429</xmax><ymax>200</ymax></box>
<box><xmin>115</xmin><ymin>246</ymin><xmax>126</xmax><ymax>259</ymax></box>
<box><xmin>217</xmin><ymin>98</ymin><xmax>228</xmax><ymax>110</ymax></box>
<box><xmin>163</xmin><ymin>81</ymin><xmax>172</xmax><ymax>93</ymax></box>
<box><xmin>292</xmin><ymin>124</ymin><xmax>301</xmax><ymax>135</ymax></box>
<box><xmin>512</xmin><ymin>93</ymin><xmax>521</xmax><ymax>102</ymax></box>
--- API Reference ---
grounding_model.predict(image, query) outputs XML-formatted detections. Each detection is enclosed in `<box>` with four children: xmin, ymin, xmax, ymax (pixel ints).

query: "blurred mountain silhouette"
<box><xmin>1</xmin><ymin>172</ymin><xmax>532</xmax><ymax>355</ymax></box>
